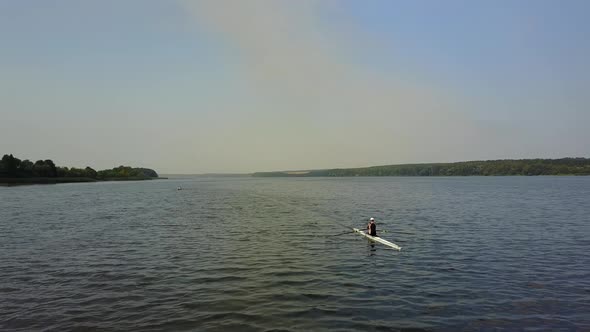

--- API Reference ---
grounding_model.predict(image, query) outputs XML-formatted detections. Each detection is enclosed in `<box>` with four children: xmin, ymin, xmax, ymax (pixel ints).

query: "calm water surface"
<box><xmin>1</xmin><ymin>177</ymin><xmax>589</xmax><ymax>331</ymax></box>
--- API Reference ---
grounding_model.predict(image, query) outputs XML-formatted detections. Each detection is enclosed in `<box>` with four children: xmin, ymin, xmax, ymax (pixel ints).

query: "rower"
<box><xmin>367</xmin><ymin>217</ymin><xmax>377</xmax><ymax>236</ymax></box>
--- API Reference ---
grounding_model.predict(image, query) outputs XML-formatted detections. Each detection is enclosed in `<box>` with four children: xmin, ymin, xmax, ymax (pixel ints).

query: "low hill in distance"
<box><xmin>253</xmin><ymin>158</ymin><xmax>590</xmax><ymax>177</ymax></box>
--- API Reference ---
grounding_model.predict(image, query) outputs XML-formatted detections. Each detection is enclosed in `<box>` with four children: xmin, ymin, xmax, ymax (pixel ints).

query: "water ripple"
<box><xmin>1</xmin><ymin>177</ymin><xmax>589</xmax><ymax>331</ymax></box>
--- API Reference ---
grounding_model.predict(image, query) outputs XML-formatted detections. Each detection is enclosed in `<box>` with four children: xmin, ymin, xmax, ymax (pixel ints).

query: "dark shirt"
<box><xmin>369</xmin><ymin>223</ymin><xmax>377</xmax><ymax>236</ymax></box>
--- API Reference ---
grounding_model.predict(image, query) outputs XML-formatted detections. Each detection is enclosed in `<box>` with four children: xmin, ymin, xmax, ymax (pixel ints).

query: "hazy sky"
<box><xmin>1</xmin><ymin>0</ymin><xmax>589</xmax><ymax>173</ymax></box>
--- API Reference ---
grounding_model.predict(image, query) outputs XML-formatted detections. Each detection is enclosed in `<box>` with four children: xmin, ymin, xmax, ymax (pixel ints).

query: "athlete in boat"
<box><xmin>367</xmin><ymin>217</ymin><xmax>377</xmax><ymax>236</ymax></box>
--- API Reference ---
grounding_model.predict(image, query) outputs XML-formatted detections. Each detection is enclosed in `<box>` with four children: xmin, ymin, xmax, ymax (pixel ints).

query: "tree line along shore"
<box><xmin>0</xmin><ymin>154</ymin><xmax>158</xmax><ymax>185</ymax></box>
<box><xmin>252</xmin><ymin>158</ymin><xmax>590</xmax><ymax>177</ymax></box>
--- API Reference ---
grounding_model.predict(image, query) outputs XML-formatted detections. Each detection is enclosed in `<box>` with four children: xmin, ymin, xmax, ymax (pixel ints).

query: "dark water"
<box><xmin>1</xmin><ymin>177</ymin><xmax>589</xmax><ymax>331</ymax></box>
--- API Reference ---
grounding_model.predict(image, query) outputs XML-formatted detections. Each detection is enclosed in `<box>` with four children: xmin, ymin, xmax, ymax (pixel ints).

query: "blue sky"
<box><xmin>1</xmin><ymin>0</ymin><xmax>588</xmax><ymax>173</ymax></box>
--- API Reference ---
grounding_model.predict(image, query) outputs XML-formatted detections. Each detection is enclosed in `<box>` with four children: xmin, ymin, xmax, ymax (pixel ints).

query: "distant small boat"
<box><xmin>177</xmin><ymin>186</ymin><xmax>182</xmax><ymax>190</ymax></box>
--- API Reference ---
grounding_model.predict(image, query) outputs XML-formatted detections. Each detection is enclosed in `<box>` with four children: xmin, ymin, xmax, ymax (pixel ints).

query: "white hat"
<box><xmin>370</xmin><ymin>217</ymin><xmax>375</xmax><ymax>221</ymax></box>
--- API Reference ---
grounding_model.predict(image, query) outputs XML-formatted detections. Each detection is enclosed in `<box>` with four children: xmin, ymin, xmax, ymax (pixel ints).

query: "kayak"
<box><xmin>353</xmin><ymin>228</ymin><xmax>401</xmax><ymax>251</ymax></box>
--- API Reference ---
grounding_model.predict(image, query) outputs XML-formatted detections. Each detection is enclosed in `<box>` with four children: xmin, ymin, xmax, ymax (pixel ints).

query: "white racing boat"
<box><xmin>353</xmin><ymin>228</ymin><xmax>401</xmax><ymax>251</ymax></box>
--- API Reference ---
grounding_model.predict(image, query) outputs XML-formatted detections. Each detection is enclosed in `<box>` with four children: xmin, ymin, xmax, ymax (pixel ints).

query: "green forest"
<box><xmin>253</xmin><ymin>158</ymin><xmax>590</xmax><ymax>177</ymax></box>
<box><xmin>0</xmin><ymin>154</ymin><xmax>158</xmax><ymax>183</ymax></box>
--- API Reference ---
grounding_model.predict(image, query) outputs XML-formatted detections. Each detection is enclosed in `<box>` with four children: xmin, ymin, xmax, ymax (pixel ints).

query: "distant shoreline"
<box><xmin>1</xmin><ymin>154</ymin><xmax>161</xmax><ymax>186</ymax></box>
<box><xmin>0</xmin><ymin>177</ymin><xmax>166</xmax><ymax>186</ymax></box>
<box><xmin>252</xmin><ymin>158</ymin><xmax>590</xmax><ymax>177</ymax></box>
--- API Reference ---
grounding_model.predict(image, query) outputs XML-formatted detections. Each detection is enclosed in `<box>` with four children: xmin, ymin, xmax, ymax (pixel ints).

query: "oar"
<box><xmin>325</xmin><ymin>230</ymin><xmax>355</xmax><ymax>237</ymax></box>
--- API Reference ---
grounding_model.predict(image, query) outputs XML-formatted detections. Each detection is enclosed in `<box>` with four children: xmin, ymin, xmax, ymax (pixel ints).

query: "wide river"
<box><xmin>1</xmin><ymin>177</ymin><xmax>589</xmax><ymax>331</ymax></box>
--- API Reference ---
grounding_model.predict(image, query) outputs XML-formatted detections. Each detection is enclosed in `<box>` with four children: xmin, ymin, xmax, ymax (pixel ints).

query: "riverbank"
<box><xmin>253</xmin><ymin>158</ymin><xmax>590</xmax><ymax>177</ymax></box>
<box><xmin>0</xmin><ymin>177</ymin><xmax>165</xmax><ymax>186</ymax></box>
<box><xmin>1</xmin><ymin>154</ymin><xmax>161</xmax><ymax>186</ymax></box>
